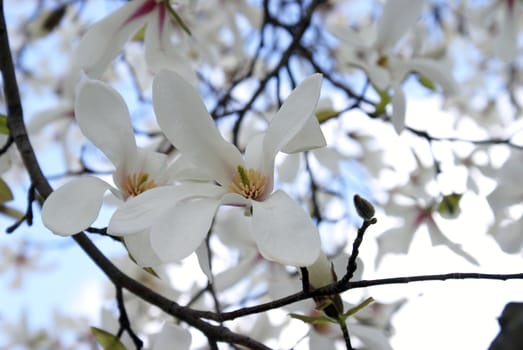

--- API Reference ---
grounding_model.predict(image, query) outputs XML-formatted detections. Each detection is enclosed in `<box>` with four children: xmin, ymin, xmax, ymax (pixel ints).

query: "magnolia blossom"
<box><xmin>42</xmin><ymin>80</ymin><xmax>180</xmax><ymax>267</ymax></box>
<box><xmin>74</xmin><ymin>0</ymin><xmax>194</xmax><ymax>81</ymax></box>
<box><xmin>376</xmin><ymin>194</ymin><xmax>478</xmax><ymax>267</ymax></box>
<box><xmin>109</xmin><ymin>71</ymin><xmax>325</xmax><ymax>267</ymax></box>
<box><xmin>270</xmin><ymin>251</ymin><xmax>392</xmax><ymax>350</ymax></box>
<box><xmin>329</xmin><ymin>0</ymin><xmax>457</xmax><ymax>133</ymax></box>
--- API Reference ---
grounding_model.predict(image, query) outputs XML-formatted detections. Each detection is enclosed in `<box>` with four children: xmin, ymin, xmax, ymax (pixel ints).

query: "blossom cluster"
<box><xmin>3</xmin><ymin>0</ymin><xmax>522</xmax><ymax>348</ymax></box>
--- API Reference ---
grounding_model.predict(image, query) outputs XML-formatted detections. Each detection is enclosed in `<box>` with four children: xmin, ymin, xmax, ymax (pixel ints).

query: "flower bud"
<box><xmin>354</xmin><ymin>194</ymin><xmax>375</xmax><ymax>220</ymax></box>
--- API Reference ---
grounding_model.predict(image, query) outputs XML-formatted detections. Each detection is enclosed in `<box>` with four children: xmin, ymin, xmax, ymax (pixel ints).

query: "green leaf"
<box><xmin>0</xmin><ymin>114</ymin><xmax>8</xmax><ymax>135</ymax></box>
<box><xmin>315</xmin><ymin>108</ymin><xmax>338</xmax><ymax>123</ymax></box>
<box><xmin>90</xmin><ymin>327</ymin><xmax>127</xmax><ymax>350</ymax></box>
<box><xmin>341</xmin><ymin>296</ymin><xmax>374</xmax><ymax>321</ymax></box>
<box><xmin>289</xmin><ymin>313</ymin><xmax>337</xmax><ymax>325</ymax></box>
<box><xmin>437</xmin><ymin>193</ymin><xmax>463</xmax><ymax>218</ymax></box>
<box><xmin>418</xmin><ymin>74</ymin><xmax>437</xmax><ymax>91</ymax></box>
<box><xmin>0</xmin><ymin>177</ymin><xmax>13</xmax><ymax>204</ymax></box>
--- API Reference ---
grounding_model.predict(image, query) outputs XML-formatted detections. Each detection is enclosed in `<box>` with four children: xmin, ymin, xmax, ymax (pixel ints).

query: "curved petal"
<box><xmin>375</xmin><ymin>225</ymin><xmax>414</xmax><ymax>267</ymax></box>
<box><xmin>251</xmin><ymin>190</ymin><xmax>320</xmax><ymax>266</ymax></box>
<box><xmin>153</xmin><ymin>70</ymin><xmax>243</xmax><ymax>186</ymax></box>
<box><xmin>42</xmin><ymin>177</ymin><xmax>112</xmax><ymax>236</ymax></box>
<box><xmin>281</xmin><ymin>114</ymin><xmax>326</xmax><ymax>154</ymax></box>
<box><xmin>153</xmin><ymin>323</ymin><xmax>191</xmax><ymax>350</ymax></box>
<box><xmin>427</xmin><ymin>220</ymin><xmax>479</xmax><ymax>265</ymax></box>
<box><xmin>109</xmin><ymin>183</ymin><xmax>224</xmax><ymax>235</ymax></box>
<box><xmin>390</xmin><ymin>83</ymin><xmax>406</xmax><ymax>134</ymax></box>
<box><xmin>366</xmin><ymin>63</ymin><xmax>391</xmax><ymax>90</ymax></box>
<box><xmin>398</xmin><ymin>58</ymin><xmax>457</xmax><ymax>94</ymax></box>
<box><xmin>260</xmin><ymin>74</ymin><xmax>322</xmax><ymax>176</ymax></box>
<box><xmin>124</xmin><ymin>231</ymin><xmax>163</xmax><ymax>268</ymax></box>
<box><xmin>74</xmin><ymin>0</ymin><xmax>152</xmax><ymax>78</ymax></box>
<box><xmin>195</xmin><ymin>241</ymin><xmax>213</xmax><ymax>282</ymax></box>
<box><xmin>306</xmin><ymin>251</ymin><xmax>336</xmax><ymax>289</ymax></box>
<box><xmin>75</xmin><ymin>80</ymin><xmax>137</xmax><ymax>167</ymax></box>
<box><xmin>150</xmin><ymin>197</ymin><xmax>221</xmax><ymax>262</ymax></box>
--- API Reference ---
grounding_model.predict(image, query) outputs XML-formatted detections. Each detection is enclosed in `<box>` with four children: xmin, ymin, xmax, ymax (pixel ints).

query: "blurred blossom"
<box><xmin>329</xmin><ymin>0</ymin><xmax>457</xmax><ymax>133</ymax></box>
<box><xmin>72</xmin><ymin>0</ymin><xmax>195</xmax><ymax>82</ymax></box>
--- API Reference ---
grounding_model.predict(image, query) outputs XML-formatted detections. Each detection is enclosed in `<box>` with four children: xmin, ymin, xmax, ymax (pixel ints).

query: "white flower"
<box><xmin>330</xmin><ymin>0</ymin><xmax>456</xmax><ymax>133</ymax></box>
<box><xmin>376</xmin><ymin>195</ymin><xmax>478</xmax><ymax>267</ymax></box>
<box><xmin>73</xmin><ymin>0</ymin><xmax>194</xmax><ymax>81</ymax></box>
<box><xmin>42</xmin><ymin>80</ymin><xmax>180</xmax><ymax>267</ymax></box>
<box><xmin>109</xmin><ymin>71</ymin><xmax>326</xmax><ymax>267</ymax></box>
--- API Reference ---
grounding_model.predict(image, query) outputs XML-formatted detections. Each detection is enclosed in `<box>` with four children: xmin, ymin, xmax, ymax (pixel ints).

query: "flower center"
<box><xmin>228</xmin><ymin>166</ymin><xmax>267</xmax><ymax>200</ymax></box>
<box><xmin>122</xmin><ymin>172</ymin><xmax>157</xmax><ymax>197</ymax></box>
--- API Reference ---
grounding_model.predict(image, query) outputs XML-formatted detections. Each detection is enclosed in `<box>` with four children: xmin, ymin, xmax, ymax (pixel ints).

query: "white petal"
<box><xmin>195</xmin><ymin>241</ymin><xmax>212</xmax><ymax>283</ymax></box>
<box><xmin>427</xmin><ymin>220</ymin><xmax>479</xmax><ymax>265</ymax></box>
<box><xmin>399</xmin><ymin>58</ymin><xmax>457</xmax><ymax>94</ymax></box>
<box><xmin>109</xmin><ymin>183</ymin><xmax>224</xmax><ymax>235</ymax></box>
<box><xmin>74</xmin><ymin>0</ymin><xmax>152</xmax><ymax>78</ymax></box>
<box><xmin>123</xmin><ymin>231</ymin><xmax>163</xmax><ymax>268</ymax></box>
<box><xmin>75</xmin><ymin>80</ymin><xmax>137</xmax><ymax>167</ymax></box>
<box><xmin>150</xmin><ymin>197</ymin><xmax>221</xmax><ymax>262</ymax></box>
<box><xmin>306</xmin><ymin>251</ymin><xmax>336</xmax><ymax>289</ymax></box>
<box><xmin>213</xmin><ymin>247</ymin><xmax>258</xmax><ymax>291</ymax></box>
<box><xmin>375</xmin><ymin>0</ymin><xmax>424</xmax><ymax>49</ymax></box>
<box><xmin>277</xmin><ymin>153</ymin><xmax>301</xmax><ymax>183</ymax></box>
<box><xmin>281</xmin><ymin>113</ymin><xmax>326</xmax><ymax>153</ymax></box>
<box><xmin>391</xmin><ymin>84</ymin><xmax>406</xmax><ymax>134</ymax></box>
<box><xmin>251</xmin><ymin>190</ymin><xmax>320</xmax><ymax>266</ymax></box>
<box><xmin>42</xmin><ymin>177</ymin><xmax>112</xmax><ymax>236</ymax></box>
<box><xmin>213</xmin><ymin>207</ymin><xmax>256</xmax><ymax>247</ymax></box>
<box><xmin>27</xmin><ymin>103</ymin><xmax>73</xmax><ymax>134</ymax></box>
<box><xmin>153</xmin><ymin>323</ymin><xmax>191</xmax><ymax>350</ymax></box>
<box><xmin>366</xmin><ymin>63</ymin><xmax>391</xmax><ymax>90</ymax></box>
<box><xmin>491</xmin><ymin>218</ymin><xmax>523</xmax><ymax>254</ymax></box>
<box><xmin>261</xmin><ymin>74</ymin><xmax>323</xmax><ymax>174</ymax></box>
<box><xmin>153</xmin><ymin>70</ymin><xmax>243</xmax><ymax>186</ymax></box>
<box><xmin>375</xmin><ymin>225</ymin><xmax>414</xmax><ymax>267</ymax></box>
<box><xmin>349</xmin><ymin>323</ymin><xmax>394</xmax><ymax>350</ymax></box>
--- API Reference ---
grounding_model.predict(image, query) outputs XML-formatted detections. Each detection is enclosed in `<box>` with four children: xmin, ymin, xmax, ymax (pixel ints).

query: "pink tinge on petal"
<box><xmin>125</xmin><ymin>0</ymin><xmax>157</xmax><ymax>25</ymax></box>
<box><xmin>157</xmin><ymin>4</ymin><xmax>166</xmax><ymax>37</ymax></box>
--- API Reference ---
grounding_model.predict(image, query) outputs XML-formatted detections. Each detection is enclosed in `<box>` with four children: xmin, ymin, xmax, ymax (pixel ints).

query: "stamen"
<box><xmin>122</xmin><ymin>172</ymin><xmax>157</xmax><ymax>197</ymax></box>
<box><xmin>237</xmin><ymin>165</ymin><xmax>250</xmax><ymax>187</ymax></box>
<box><xmin>228</xmin><ymin>167</ymin><xmax>267</xmax><ymax>200</ymax></box>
